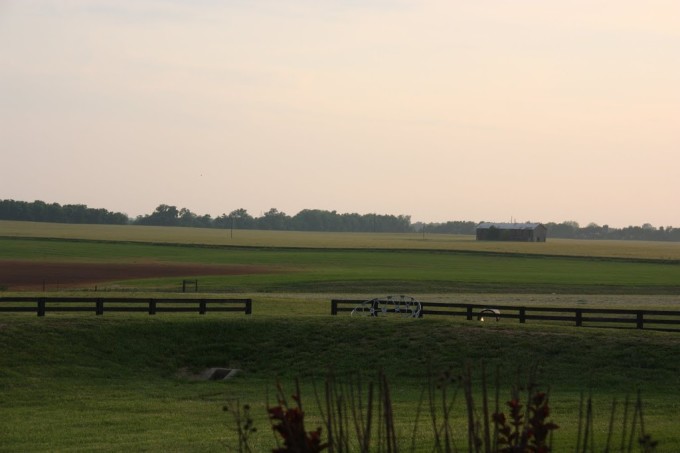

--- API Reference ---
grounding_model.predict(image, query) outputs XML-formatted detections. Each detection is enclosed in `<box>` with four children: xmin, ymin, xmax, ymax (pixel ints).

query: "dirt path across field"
<box><xmin>0</xmin><ymin>260</ymin><xmax>274</xmax><ymax>290</ymax></box>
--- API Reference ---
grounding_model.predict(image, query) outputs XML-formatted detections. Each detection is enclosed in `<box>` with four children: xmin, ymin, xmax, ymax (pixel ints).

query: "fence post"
<box><xmin>519</xmin><ymin>307</ymin><xmax>526</xmax><ymax>324</ymax></box>
<box><xmin>466</xmin><ymin>305</ymin><xmax>473</xmax><ymax>321</ymax></box>
<box><xmin>37</xmin><ymin>298</ymin><xmax>46</xmax><ymax>317</ymax></box>
<box><xmin>96</xmin><ymin>298</ymin><xmax>104</xmax><ymax>316</ymax></box>
<box><xmin>331</xmin><ymin>300</ymin><xmax>338</xmax><ymax>316</ymax></box>
<box><xmin>199</xmin><ymin>300</ymin><xmax>206</xmax><ymax>315</ymax></box>
<box><xmin>182</xmin><ymin>279</ymin><xmax>198</xmax><ymax>293</ymax></box>
<box><xmin>245</xmin><ymin>299</ymin><xmax>252</xmax><ymax>315</ymax></box>
<box><xmin>149</xmin><ymin>299</ymin><xmax>156</xmax><ymax>315</ymax></box>
<box><xmin>575</xmin><ymin>309</ymin><xmax>582</xmax><ymax>327</ymax></box>
<box><xmin>636</xmin><ymin>311</ymin><xmax>644</xmax><ymax>329</ymax></box>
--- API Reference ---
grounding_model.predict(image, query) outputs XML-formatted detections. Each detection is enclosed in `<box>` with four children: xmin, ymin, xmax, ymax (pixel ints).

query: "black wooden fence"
<box><xmin>331</xmin><ymin>299</ymin><xmax>680</xmax><ymax>330</ymax></box>
<box><xmin>0</xmin><ymin>296</ymin><xmax>252</xmax><ymax>316</ymax></box>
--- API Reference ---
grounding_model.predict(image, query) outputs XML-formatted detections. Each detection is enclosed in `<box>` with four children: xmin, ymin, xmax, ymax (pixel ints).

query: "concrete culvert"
<box><xmin>201</xmin><ymin>368</ymin><xmax>241</xmax><ymax>380</ymax></box>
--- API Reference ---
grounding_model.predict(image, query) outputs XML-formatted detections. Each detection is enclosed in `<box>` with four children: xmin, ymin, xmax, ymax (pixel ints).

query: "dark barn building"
<box><xmin>476</xmin><ymin>222</ymin><xmax>547</xmax><ymax>242</ymax></box>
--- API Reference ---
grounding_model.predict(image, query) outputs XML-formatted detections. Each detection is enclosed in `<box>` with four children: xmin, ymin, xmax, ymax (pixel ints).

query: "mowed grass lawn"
<box><xmin>2</xmin><ymin>222</ymin><xmax>680</xmax><ymax>450</ymax></box>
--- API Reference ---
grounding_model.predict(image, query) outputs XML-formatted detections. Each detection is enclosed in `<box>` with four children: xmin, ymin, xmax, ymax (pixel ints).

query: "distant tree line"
<box><xmin>0</xmin><ymin>199</ymin><xmax>128</xmax><ymax>225</ymax></box>
<box><xmin>2</xmin><ymin>199</ymin><xmax>679</xmax><ymax>241</ymax></box>
<box><xmin>135</xmin><ymin>205</ymin><xmax>412</xmax><ymax>233</ymax></box>
<box><xmin>416</xmin><ymin>221</ymin><xmax>478</xmax><ymax>235</ymax></box>
<box><xmin>543</xmin><ymin>220</ymin><xmax>680</xmax><ymax>241</ymax></box>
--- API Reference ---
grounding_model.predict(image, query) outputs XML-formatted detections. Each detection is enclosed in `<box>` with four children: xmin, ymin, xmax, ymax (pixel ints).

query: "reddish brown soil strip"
<box><xmin>0</xmin><ymin>260</ymin><xmax>274</xmax><ymax>290</ymax></box>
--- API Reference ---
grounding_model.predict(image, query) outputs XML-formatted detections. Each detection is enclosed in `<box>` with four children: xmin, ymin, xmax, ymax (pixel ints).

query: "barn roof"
<box><xmin>476</xmin><ymin>222</ymin><xmax>544</xmax><ymax>230</ymax></box>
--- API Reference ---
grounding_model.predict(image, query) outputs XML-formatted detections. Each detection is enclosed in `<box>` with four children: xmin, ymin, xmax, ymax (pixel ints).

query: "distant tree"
<box><xmin>354</xmin><ymin>213</ymin><xmax>410</xmax><ymax>233</ymax></box>
<box><xmin>337</xmin><ymin>212</ymin><xmax>361</xmax><ymax>231</ymax></box>
<box><xmin>211</xmin><ymin>209</ymin><xmax>251</xmax><ymax>230</ymax></box>
<box><xmin>63</xmin><ymin>204</ymin><xmax>88</xmax><ymax>223</ymax></box>
<box><xmin>669</xmin><ymin>227</ymin><xmax>680</xmax><ymax>241</ymax></box>
<box><xmin>257</xmin><ymin>208</ymin><xmax>290</xmax><ymax>230</ymax></box>
<box><xmin>136</xmin><ymin>204</ymin><xmax>180</xmax><ymax>226</ymax></box>
<box><xmin>546</xmin><ymin>221</ymin><xmax>580</xmax><ymax>238</ymax></box>
<box><xmin>292</xmin><ymin>209</ymin><xmax>333</xmax><ymax>231</ymax></box>
<box><xmin>229</xmin><ymin>208</ymin><xmax>255</xmax><ymax>229</ymax></box>
<box><xmin>178</xmin><ymin>208</ymin><xmax>196</xmax><ymax>227</ymax></box>
<box><xmin>422</xmin><ymin>221</ymin><xmax>477</xmax><ymax>235</ymax></box>
<box><xmin>582</xmin><ymin>222</ymin><xmax>604</xmax><ymax>239</ymax></box>
<box><xmin>195</xmin><ymin>214</ymin><xmax>213</xmax><ymax>228</ymax></box>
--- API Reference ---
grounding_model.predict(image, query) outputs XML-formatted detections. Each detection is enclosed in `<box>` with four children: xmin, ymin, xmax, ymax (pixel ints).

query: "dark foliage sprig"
<box><xmin>268</xmin><ymin>380</ymin><xmax>328</xmax><ymax>453</ymax></box>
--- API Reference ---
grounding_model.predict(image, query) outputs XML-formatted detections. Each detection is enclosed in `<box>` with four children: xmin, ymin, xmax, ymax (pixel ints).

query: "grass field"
<box><xmin>2</xmin><ymin>221</ymin><xmax>680</xmax><ymax>451</ymax></box>
<box><xmin>3</xmin><ymin>302</ymin><xmax>680</xmax><ymax>451</ymax></box>
<box><xmin>2</xmin><ymin>237</ymin><xmax>680</xmax><ymax>294</ymax></box>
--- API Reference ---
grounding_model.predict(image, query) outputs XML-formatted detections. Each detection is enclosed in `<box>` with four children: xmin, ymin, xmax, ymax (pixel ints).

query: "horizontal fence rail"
<box><xmin>0</xmin><ymin>297</ymin><xmax>252</xmax><ymax>317</ymax></box>
<box><xmin>331</xmin><ymin>299</ymin><xmax>680</xmax><ymax>330</ymax></box>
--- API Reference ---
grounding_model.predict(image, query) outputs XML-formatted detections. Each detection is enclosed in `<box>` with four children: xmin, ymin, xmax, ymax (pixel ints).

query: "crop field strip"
<box><xmin>2</xmin><ymin>219</ymin><xmax>680</xmax><ymax>260</ymax></box>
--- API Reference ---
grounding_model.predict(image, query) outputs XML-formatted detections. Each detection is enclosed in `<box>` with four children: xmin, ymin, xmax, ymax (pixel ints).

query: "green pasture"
<box><xmin>2</xmin><ymin>222</ymin><xmax>680</xmax><ymax>450</ymax></box>
<box><xmin>2</xmin><ymin>236</ymin><xmax>680</xmax><ymax>294</ymax></box>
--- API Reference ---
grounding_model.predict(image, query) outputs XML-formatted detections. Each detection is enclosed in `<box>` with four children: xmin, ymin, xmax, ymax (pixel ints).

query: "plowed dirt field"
<box><xmin>0</xmin><ymin>260</ymin><xmax>272</xmax><ymax>290</ymax></box>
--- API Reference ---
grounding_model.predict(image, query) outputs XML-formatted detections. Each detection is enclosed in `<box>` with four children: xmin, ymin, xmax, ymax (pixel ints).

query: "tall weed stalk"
<box><xmin>225</xmin><ymin>366</ymin><xmax>658</xmax><ymax>452</ymax></box>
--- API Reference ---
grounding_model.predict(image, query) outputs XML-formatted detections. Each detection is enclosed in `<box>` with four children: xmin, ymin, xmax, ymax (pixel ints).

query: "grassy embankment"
<box><xmin>2</xmin><ymin>221</ymin><xmax>680</xmax><ymax>450</ymax></box>
<box><xmin>3</xmin><ymin>307</ymin><xmax>680</xmax><ymax>451</ymax></box>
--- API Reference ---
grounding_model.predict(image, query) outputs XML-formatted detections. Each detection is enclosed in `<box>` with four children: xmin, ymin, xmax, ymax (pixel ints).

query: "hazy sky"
<box><xmin>2</xmin><ymin>1</ymin><xmax>678</xmax><ymax>227</ymax></box>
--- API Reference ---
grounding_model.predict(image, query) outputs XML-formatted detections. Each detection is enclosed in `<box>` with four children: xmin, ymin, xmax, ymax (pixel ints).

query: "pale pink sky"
<box><xmin>1</xmin><ymin>1</ymin><xmax>678</xmax><ymax>228</ymax></box>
